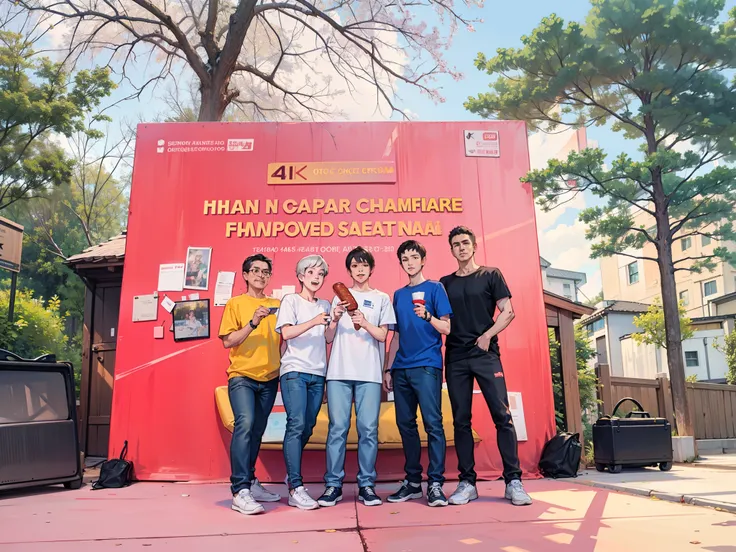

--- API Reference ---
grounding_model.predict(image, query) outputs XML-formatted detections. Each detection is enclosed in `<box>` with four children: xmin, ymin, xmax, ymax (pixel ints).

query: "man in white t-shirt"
<box><xmin>275</xmin><ymin>255</ymin><xmax>333</xmax><ymax>510</ymax></box>
<box><xmin>317</xmin><ymin>247</ymin><xmax>396</xmax><ymax>508</ymax></box>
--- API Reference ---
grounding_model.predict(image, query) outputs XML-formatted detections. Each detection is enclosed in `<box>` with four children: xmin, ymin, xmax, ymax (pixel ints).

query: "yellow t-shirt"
<box><xmin>218</xmin><ymin>294</ymin><xmax>281</xmax><ymax>381</ymax></box>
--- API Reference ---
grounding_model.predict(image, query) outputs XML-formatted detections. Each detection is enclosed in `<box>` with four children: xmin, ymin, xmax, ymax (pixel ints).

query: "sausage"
<box><xmin>332</xmin><ymin>282</ymin><xmax>361</xmax><ymax>330</ymax></box>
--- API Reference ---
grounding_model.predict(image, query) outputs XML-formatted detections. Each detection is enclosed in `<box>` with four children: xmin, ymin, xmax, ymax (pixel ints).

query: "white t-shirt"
<box><xmin>327</xmin><ymin>288</ymin><xmax>396</xmax><ymax>384</ymax></box>
<box><xmin>275</xmin><ymin>293</ymin><xmax>332</xmax><ymax>377</ymax></box>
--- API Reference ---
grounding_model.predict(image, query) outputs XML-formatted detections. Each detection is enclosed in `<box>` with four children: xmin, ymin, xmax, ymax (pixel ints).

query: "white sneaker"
<box><xmin>288</xmin><ymin>486</ymin><xmax>319</xmax><ymax>510</ymax></box>
<box><xmin>504</xmin><ymin>479</ymin><xmax>532</xmax><ymax>506</ymax></box>
<box><xmin>232</xmin><ymin>489</ymin><xmax>265</xmax><ymax>515</ymax></box>
<box><xmin>448</xmin><ymin>481</ymin><xmax>478</xmax><ymax>505</ymax></box>
<box><xmin>250</xmin><ymin>478</ymin><xmax>281</xmax><ymax>502</ymax></box>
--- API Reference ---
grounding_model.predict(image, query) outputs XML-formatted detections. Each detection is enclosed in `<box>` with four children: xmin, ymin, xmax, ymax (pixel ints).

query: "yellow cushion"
<box><xmin>215</xmin><ymin>385</ymin><xmax>481</xmax><ymax>450</ymax></box>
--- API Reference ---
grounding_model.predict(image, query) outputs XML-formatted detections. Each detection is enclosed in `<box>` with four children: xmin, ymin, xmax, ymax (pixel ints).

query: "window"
<box><xmin>627</xmin><ymin>262</ymin><xmax>639</xmax><ymax>284</ymax></box>
<box><xmin>681</xmin><ymin>237</ymin><xmax>692</xmax><ymax>251</ymax></box>
<box><xmin>563</xmin><ymin>283</ymin><xmax>572</xmax><ymax>299</ymax></box>
<box><xmin>702</xmin><ymin>235</ymin><xmax>711</xmax><ymax>247</ymax></box>
<box><xmin>685</xmin><ymin>351</ymin><xmax>699</xmax><ymax>368</ymax></box>
<box><xmin>586</xmin><ymin>318</ymin><xmax>605</xmax><ymax>336</ymax></box>
<box><xmin>679</xmin><ymin>290</ymin><xmax>689</xmax><ymax>306</ymax></box>
<box><xmin>704</xmin><ymin>280</ymin><xmax>718</xmax><ymax>296</ymax></box>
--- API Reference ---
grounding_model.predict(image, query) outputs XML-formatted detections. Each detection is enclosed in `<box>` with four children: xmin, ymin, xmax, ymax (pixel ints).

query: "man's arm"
<box><xmin>221</xmin><ymin>325</ymin><xmax>255</xmax><ymax>349</ymax></box>
<box><xmin>428</xmin><ymin>314</ymin><xmax>451</xmax><ymax>335</ymax></box>
<box><xmin>477</xmin><ymin>297</ymin><xmax>515</xmax><ymax>351</ymax></box>
<box><xmin>384</xmin><ymin>331</ymin><xmax>399</xmax><ymax>373</ymax></box>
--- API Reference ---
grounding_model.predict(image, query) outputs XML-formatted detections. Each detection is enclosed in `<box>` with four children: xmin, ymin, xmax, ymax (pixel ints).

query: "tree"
<box><xmin>713</xmin><ymin>330</ymin><xmax>736</xmax><ymax>385</ymax></box>
<box><xmin>466</xmin><ymin>0</ymin><xmax>736</xmax><ymax>438</ymax></box>
<box><xmin>584</xmin><ymin>291</ymin><xmax>604</xmax><ymax>308</ymax></box>
<box><xmin>549</xmin><ymin>326</ymin><xmax>598</xmax><ymax>435</ymax></box>
<box><xmin>19</xmin><ymin>0</ymin><xmax>479</xmax><ymax>122</ymax></box>
<box><xmin>632</xmin><ymin>297</ymin><xmax>693</xmax><ymax>350</ymax></box>
<box><xmin>0</xmin><ymin>8</ymin><xmax>115</xmax><ymax>209</ymax></box>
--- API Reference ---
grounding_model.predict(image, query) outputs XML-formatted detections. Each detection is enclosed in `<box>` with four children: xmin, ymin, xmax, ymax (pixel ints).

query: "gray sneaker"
<box><xmin>250</xmin><ymin>478</ymin><xmax>281</xmax><ymax>502</ymax></box>
<box><xmin>232</xmin><ymin>489</ymin><xmax>265</xmax><ymax>515</ymax></box>
<box><xmin>448</xmin><ymin>481</ymin><xmax>478</xmax><ymax>505</ymax></box>
<box><xmin>504</xmin><ymin>479</ymin><xmax>532</xmax><ymax>506</ymax></box>
<box><xmin>288</xmin><ymin>486</ymin><xmax>319</xmax><ymax>510</ymax></box>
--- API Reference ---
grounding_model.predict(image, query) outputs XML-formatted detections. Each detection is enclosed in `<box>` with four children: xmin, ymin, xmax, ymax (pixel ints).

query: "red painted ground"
<box><xmin>1</xmin><ymin>480</ymin><xmax>734</xmax><ymax>551</ymax></box>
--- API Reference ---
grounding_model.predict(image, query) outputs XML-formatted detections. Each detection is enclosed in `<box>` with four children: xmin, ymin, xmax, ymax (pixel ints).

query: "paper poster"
<box><xmin>184</xmin><ymin>247</ymin><xmax>212</xmax><ymax>291</ymax></box>
<box><xmin>214</xmin><ymin>271</ymin><xmax>236</xmax><ymax>306</ymax></box>
<box><xmin>189</xmin><ymin>293</ymin><xmax>200</xmax><ymax>300</ymax></box>
<box><xmin>132</xmin><ymin>294</ymin><xmax>158</xmax><ymax>322</ymax></box>
<box><xmin>464</xmin><ymin>129</ymin><xmax>500</xmax><ymax>158</ymax></box>
<box><xmin>161</xmin><ymin>296</ymin><xmax>176</xmax><ymax>313</ymax></box>
<box><xmin>153</xmin><ymin>326</ymin><xmax>164</xmax><ymax>339</ymax></box>
<box><xmin>508</xmin><ymin>391</ymin><xmax>528</xmax><ymax>441</ymax></box>
<box><xmin>158</xmin><ymin>264</ymin><xmax>185</xmax><ymax>291</ymax></box>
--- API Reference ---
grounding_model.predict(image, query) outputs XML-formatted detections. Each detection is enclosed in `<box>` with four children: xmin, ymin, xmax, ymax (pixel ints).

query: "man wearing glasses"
<box><xmin>220</xmin><ymin>254</ymin><xmax>283</xmax><ymax>515</ymax></box>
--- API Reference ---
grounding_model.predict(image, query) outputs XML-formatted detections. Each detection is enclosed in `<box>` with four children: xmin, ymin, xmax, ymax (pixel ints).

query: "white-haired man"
<box><xmin>275</xmin><ymin>255</ymin><xmax>334</xmax><ymax>510</ymax></box>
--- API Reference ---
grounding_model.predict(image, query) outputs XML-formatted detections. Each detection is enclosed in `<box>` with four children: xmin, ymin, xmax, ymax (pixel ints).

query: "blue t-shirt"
<box><xmin>391</xmin><ymin>280</ymin><xmax>453</xmax><ymax>370</ymax></box>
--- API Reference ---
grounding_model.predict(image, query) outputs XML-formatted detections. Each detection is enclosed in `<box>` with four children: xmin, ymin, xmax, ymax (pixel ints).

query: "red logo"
<box><xmin>482</xmin><ymin>132</ymin><xmax>498</xmax><ymax>141</ymax></box>
<box><xmin>494</xmin><ymin>372</ymin><xmax>504</xmax><ymax>378</ymax></box>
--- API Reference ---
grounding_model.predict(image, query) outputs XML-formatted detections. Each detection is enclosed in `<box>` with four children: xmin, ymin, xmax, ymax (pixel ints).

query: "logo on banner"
<box><xmin>464</xmin><ymin>129</ymin><xmax>500</xmax><ymax>158</ymax></box>
<box><xmin>267</xmin><ymin>161</ymin><xmax>396</xmax><ymax>185</ymax></box>
<box><xmin>227</xmin><ymin>139</ymin><xmax>254</xmax><ymax>152</ymax></box>
<box><xmin>157</xmin><ymin>139</ymin><xmax>165</xmax><ymax>154</ymax></box>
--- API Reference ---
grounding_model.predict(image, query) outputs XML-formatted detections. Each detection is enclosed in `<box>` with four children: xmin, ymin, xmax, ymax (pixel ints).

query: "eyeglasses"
<box><xmin>248</xmin><ymin>268</ymin><xmax>272</xmax><ymax>277</ymax></box>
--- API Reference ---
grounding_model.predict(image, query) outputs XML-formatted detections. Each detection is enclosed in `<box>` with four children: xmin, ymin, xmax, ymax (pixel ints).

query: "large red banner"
<box><xmin>112</xmin><ymin>121</ymin><xmax>554</xmax><ymax>483</ymax></box>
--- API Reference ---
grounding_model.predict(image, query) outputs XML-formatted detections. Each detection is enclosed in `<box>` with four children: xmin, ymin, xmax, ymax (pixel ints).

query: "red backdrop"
<box><xmin>112</xmin><ymin>121</ymin><xmax>554</xmax><ymax>483</ymax></box>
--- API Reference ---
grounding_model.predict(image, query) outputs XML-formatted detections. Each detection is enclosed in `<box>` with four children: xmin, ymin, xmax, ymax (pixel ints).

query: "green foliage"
<box><xmin>468</xmin><ymin>0</ymin><xmax>736</xmax><ymax>434</ymax></box>
<box><xmin>633</xmin><ymin>297</ymin><xmax>694</xmax><ymax>349</ymax></box>
<box><xmin>686</xmin><ymin>374</ymin><xmax>698</xmax><ymax>383</ymax></box>
<box><xmin>549</xmin><ymin>326</ymin><xmax>599</xmax><ymax>433</ymax></box>
<box><xmin>713</xmin><ymin>330</ymin><xmax>736</xmax><ymax>385</ymax></box>
<box><xmin>0</xmin><ymin>28</ymin><xmax>115</xmax><ymax>209</ymax></box>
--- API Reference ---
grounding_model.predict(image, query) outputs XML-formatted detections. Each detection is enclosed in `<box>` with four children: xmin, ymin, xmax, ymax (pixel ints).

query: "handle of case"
<box><xmin>611</xmin><ymin>397</ymin><xmax>647</xmax><ymax>418</ymax></box>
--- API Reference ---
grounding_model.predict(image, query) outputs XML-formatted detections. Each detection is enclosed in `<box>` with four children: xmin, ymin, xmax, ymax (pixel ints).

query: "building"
<box><xmin>540</xmin><ymin>257</ymin><xmax>587</xmax><ymax>302</ymax></box>
<box><xmin>600</xmin><ymin>210</ymin><xmax>736</xmax><ymax>318</ymax></box>
<box><xmin>619</xmin><ymin>315</ymin><xmax>734</xmax><ymax>383</ymax></box>
<box><xmin>581</xmin><ymin>300</ymin><xmax>650</xmax><ymax>376</ymax></box>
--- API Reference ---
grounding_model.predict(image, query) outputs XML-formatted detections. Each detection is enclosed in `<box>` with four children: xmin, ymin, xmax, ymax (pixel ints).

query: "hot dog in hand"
<box><xmin>332</xmin><ymin>282</ymin><xmax>361</xmax><ymax>330</ymax></box>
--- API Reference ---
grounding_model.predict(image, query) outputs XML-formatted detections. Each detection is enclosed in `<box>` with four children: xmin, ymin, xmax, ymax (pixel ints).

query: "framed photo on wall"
<box><xmin>184</xmin><ymin>247</ymin><xmax>212</xmax><ymax>290</ymax></box>
<box><xmin>172</xmin><ymin>299</ymin><xmax>210</xmax><ymax>342</ymax></box>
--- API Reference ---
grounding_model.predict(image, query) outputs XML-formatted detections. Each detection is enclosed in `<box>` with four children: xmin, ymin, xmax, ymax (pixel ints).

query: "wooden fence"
<box><xmin>596</xmin><ymin>364</ymin><xmax>736</xmax><ymax>440</ymax></box>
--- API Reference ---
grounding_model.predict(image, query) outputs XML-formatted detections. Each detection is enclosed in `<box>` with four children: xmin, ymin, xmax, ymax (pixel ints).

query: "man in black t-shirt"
<box><xmin>440</xmin><ymin>226</ymin><xmax>532</xmax><ymax>507</ymax></box>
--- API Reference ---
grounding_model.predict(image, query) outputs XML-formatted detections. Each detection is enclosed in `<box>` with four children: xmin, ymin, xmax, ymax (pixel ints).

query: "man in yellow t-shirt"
<box><xmin>219</xmin><ymin>254</ymin><xmax>282</xmax><ymax>515</ymax></box>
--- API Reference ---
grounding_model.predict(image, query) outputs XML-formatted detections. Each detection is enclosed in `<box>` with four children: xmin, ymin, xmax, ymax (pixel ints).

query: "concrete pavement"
<box><xmin>577</xmin><ymin>461</ymin><xmax>736</xmax><ymax>514</ymax></box>
<box><xmin>1</xmin><ymin>478</ymin><xmax>735</xmax><ymax>551</ymax></box>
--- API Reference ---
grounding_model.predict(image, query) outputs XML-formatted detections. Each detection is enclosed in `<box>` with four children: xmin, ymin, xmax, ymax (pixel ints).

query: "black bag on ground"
<box><xmin>91</xmin><ymin>440</ymin><xmax>133</xmax><ymax>490</ymax></box>
<box><xmin>539</xmin><ymin>432</ymin><xmax>582</xmax><ymax>478</ymax></box>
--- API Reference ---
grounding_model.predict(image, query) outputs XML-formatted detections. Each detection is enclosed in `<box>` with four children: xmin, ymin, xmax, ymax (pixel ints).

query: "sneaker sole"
<box><xmin>428</xmin><ymin>498</ymin><xmax>449</xmax><ymax>507</ymax></box>
<box><xmin>288</xmin><ymin>498</ymin><xmax>319</xmax><ymax>510</ymax></box>
<box><xmin>506</xmin><ymin>495</ymin><xmax>533</xmax><ymax>506</ymax></box>
<box><xmin>449</xmin><ymin>492</ymin><xmax>478</xmax><ymax>505</ymax></box>
<box><xmin>317</xmin><ymin>495</ymin><xmax>343</xmax><ymax>507</ymax></box>
<box><xmin>387</xmin><ymin>492</ymin><xmax>423</xmax><ymax>503</ymax></box>
<box><xmin>358</xmin><ymin>496</ymin><xmax>383</xmax><ymax>506</ymax></box>
<box><xmin>232</xmin><ymin>504</ymin><xmax>265</xmax><ymax>515</ymax></box>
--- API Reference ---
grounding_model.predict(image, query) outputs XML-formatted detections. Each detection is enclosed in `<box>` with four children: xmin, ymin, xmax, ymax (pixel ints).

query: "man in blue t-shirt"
<box><xmin>383</xmin><ymin>240</ymin><xmax>453</xmax><ymax>507</ymax></box>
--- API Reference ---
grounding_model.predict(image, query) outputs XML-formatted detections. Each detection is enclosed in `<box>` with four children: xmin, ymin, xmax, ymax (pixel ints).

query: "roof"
<box><xmin>546</xmin><ymin>267</ymin><xmax>587</xmax><ymax>285</ymax></box>
<box><xmin>66</xmin><ymin>232</ymin><xmax>127</xmax><ymax>266</ymax></box>
<box><xmin>710</xmin><ymin>292</ymin><xmax>736</xmax><ymax>304</ymax></box>
<box><xmin>581</xmin><ymin>300</ymin><xmax>650</xmax><ymax>324</ymax></box>
<box><xmin>540</xmin><ymin>256</ymin><xmax>551</xmax><ymax>268</ymax></box>
<box><xmin>543</xmin><ymin>290</ymin><xmax>595</xmax><ymax>318</ymax></box>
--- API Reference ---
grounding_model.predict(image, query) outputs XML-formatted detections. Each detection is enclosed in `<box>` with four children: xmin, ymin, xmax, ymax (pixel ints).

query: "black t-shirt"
<box><xmin>440</xmin><ymin>267</ymin><xmax>512</xmax><ymax>363</ymax></box>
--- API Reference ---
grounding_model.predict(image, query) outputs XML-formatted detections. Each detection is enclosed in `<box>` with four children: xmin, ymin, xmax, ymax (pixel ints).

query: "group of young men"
<box><xmin>218</xmin><ymin>226</ymin><xmax>532</xmax><ymax>516</ymax></box>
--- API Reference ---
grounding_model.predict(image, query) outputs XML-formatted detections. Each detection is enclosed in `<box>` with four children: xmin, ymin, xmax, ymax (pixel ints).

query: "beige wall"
<box><xmin>601</xmin><ymin>210</ymin><xmax>736</xmax><ymax>314</ymax></box>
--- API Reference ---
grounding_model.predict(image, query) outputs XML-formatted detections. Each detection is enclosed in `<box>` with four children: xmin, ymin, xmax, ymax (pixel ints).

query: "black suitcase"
<box><xmin>592</xmin><ymin>397</ymin><xmax>673</xmax><ymax>474</ymax></box>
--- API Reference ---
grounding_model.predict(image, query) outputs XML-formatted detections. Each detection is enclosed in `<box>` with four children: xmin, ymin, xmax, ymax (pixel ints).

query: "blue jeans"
<box><xmin>392</xmin><ymin>367</ymin><xmax>446</xmax><ymax>484</ymax></box>
<box><xmin>280</xmin><ymin>371</ymin><xmax>325</xmax><ymax>489</ymax></box>
<box><xmin>324</xmin><ymin>380</ymin><xmax>381</xmax><ymax>488</ymax></box>
<box><xmin>228</xmin><ymin>375</ymin><xmax>279</xmax><ymax>495</ymax></box>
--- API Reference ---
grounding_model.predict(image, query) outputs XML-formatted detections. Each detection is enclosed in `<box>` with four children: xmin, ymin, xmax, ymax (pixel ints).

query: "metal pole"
<box><xmin>8</xmin><ymin>271</ymin><xmax>17</xmax><ymax>323</ymax></box>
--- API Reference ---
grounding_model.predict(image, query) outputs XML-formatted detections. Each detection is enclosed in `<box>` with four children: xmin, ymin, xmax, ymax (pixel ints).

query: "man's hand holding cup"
<box><xmin>412</xmin><ymin>291</ymin><xmax>430</xmax><ymax>321</ymax></box>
